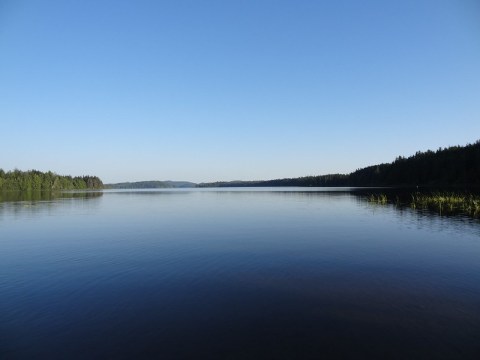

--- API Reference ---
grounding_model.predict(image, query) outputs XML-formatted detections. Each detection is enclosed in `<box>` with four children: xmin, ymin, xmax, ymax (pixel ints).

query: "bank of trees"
<box><xmin>0</xmin><ymin>169</ymin><xmax>103</xmax><ymax>191</ymax></box>
<box><xmin>199</xmin><ymin>140</ymin><xmax>480</xmax><ymax>188</ymax></box>
<box><xmin>348</xmin><ymin>140</ymin><xmax>480</xmax><ymax>187</ymax></box>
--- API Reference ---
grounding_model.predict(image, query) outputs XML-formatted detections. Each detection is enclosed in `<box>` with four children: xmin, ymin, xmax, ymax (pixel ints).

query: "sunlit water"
<box><xmin>1</xmin><ymin>188</ymin><xmax>480</xmax><ymax>359</ymax></box>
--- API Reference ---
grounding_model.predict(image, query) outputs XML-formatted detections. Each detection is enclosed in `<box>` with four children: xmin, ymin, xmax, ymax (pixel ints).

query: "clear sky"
<box><xmin>1</xmin><ymin>0</ymin><xmax>479</xmax><ymax>183</ymax></box>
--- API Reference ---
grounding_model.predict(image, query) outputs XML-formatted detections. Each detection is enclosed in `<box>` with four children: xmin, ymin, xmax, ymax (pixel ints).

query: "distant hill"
<box><xmin>163</xmin><ymin>181</ymin><xmax>197</xmax><ymax>188</ymax></box>
<box><xmin>105</xmin><ymin>180</ymin><xmax>196</xmax><ymax>189</ymax></box>
<box><xmin>198</xmin><ymin>140</ymin><xmax>480</xmax><ymax>188</ymax></box>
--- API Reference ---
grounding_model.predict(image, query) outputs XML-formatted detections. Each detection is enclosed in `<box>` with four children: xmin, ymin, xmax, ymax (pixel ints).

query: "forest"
<box><xmin>199</xmin><ymin>140</ymin><xmax>480</xmax><ymax>188</ymax></box>
<box><xmin>348</xmin><ymin>140</ymin><xmax>480</xmax><ymax>186</ymax></box>
<box><xmin>0</xmin><ymin>169</ymin><xmax>103</xmax><ymax>191</ymax></box>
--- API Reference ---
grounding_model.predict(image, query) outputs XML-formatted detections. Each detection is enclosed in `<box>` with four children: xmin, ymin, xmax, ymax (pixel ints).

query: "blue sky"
<box><xmin>1</xmin><ymin>0</ymin><xmax>479</xmax><ymax>183</ymax></box>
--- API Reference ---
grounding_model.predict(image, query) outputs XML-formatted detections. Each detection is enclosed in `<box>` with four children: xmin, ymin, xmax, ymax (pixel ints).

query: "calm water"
<box><xmin>1</xmin><ymin>188</ymin><xmax>480</xmax><ymax>359</ymax></box>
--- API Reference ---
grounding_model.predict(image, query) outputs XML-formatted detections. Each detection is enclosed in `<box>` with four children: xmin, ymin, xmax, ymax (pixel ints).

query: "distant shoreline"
<box><xmin>3</xmin><ymin>140</ymin><xmax>479</xmax><ymax>191</ymax></box>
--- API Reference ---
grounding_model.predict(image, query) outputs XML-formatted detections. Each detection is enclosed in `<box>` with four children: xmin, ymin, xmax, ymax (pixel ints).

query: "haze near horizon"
<box><xmin>1</xmin><ymin>0</ymin><xmax>479</xmax><ymax>183</ymax></box>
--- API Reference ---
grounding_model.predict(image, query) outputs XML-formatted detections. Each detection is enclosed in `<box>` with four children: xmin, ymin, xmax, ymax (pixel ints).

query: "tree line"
<box><xmin>199</xmin><ymin>140</ymin><xmax>480</xmax><ymax>188</ymax></box>
<box><xmin>197</xmin><ymin>174</ymin><xmax>350</xmax><ymax>188</ymax></box>
<box><xmin>0</xmin><ymin>169</ymin><xmax>103</xmax><ymax>191</ymax></box>
<box><xmin>348</xmin><ymin>140</ymin><xmax>480</xmax><ymax>187</ymax></box>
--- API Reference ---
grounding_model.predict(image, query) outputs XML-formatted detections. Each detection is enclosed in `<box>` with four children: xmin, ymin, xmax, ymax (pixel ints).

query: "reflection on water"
<box><xmin>0</xmin><ymin>190</ymin><xmax>103</xmax><ymax>202</ymax></box>
<box><xmin>0</xmin><ymin>191</ymin><xmax>103</xmax><ymax>220</ymax></box>
<box><xmin>1</xmin><ymin>188</ymin><xmax>479</xmax><ymax>359</ymax></box>
<box><xmin>353</xmin><ymin>195</ymin><xmax>480</xmax><ymax>237</ymax></box>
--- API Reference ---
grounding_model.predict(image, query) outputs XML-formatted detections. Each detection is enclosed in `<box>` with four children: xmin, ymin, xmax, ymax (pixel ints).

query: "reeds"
<box><xmin>411</xmin><ymin>192</ymin><xmax>480</xmax><ymax>217</ymax></box>
<box><xmin>368</xmin><ymin>192</ymin><xmax>480</xmax><ymax>218</ymax></box>
<box><xmin>368</xmin><ymin>194</ymin><xmax>388</xmax><ymax>204</ymax></box>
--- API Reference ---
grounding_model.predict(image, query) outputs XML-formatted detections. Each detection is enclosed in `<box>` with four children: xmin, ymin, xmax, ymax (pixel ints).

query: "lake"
<box><xmin>1</xmin><ymin>188</ymin><xmax>480</xmax><ymax>359</ymax></box>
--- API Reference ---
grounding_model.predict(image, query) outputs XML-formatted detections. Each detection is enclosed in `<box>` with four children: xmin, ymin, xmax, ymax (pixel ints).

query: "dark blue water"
<box><xmin>1</xmin><ymin>188</ymin><xmax>480</xmax><ymax>359</ymax></box>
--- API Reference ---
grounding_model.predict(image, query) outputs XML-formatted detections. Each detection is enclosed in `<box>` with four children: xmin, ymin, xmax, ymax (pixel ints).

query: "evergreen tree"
<box><xmin>0</xmin><ymin>169</ymin><xmax>104</xmax><ymax>191</ymax></box>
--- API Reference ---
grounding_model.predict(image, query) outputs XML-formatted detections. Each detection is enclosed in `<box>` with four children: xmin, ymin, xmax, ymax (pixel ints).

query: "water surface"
<box><xmin>1</xmin><ymin>188</ymin><xmax>480</xmax><ymax>359</ymax></box>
